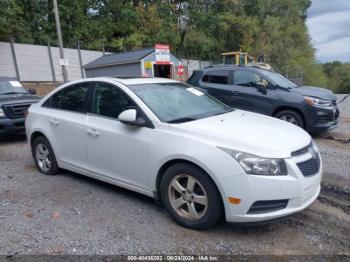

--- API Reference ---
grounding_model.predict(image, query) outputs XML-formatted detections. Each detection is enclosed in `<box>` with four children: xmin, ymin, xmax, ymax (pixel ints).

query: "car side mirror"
<box><xmin>28</xmin><ymin>88</ymin><xmax>36</xmax><ymax>95</ymax></box>
<box><xmin>118</xmin><ymin>109</ymin><xmax>146</xmax><ymax>127</ymax></box>
<box><xmin>256</xmin><ymin>82</ymin><xmax>267</xmax><ymax>94</ymax></box>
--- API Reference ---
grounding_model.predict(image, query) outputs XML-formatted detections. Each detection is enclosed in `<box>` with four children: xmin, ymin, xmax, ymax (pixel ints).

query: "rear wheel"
<box><xmin>160</xmin><ymin>163</ymin><xmax>223</xmax><ymax>229</ymax></box>
<box><xmin>32</xmin><ymin>136</ymin><xmax>59</xmax><ymax>175</ymax></box>
<box><xmin>275</xmin><ymin>110</ymin><xmax>304</xmax><ymax>128</ymax></box>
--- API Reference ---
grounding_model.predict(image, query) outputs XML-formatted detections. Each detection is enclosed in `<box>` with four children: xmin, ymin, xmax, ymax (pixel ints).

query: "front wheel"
<box><xmin>160</xmin><ymin>163</ymin><xmax>223</xmax><ymax>229</ymax></box>
<box><xmin>275</xmin><ymin>110</ymin><xmax>304</xmax><ymax>129</ymax></box>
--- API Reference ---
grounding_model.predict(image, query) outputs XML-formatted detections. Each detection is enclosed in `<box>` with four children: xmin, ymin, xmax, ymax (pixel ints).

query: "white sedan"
<box><xmin>25</xmin><ymin>77</ymin><xmax>322</xmax><ymax>229</ymax></box>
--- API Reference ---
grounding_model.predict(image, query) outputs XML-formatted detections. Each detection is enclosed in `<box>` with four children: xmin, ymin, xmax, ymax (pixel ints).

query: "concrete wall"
<box><xmin>0</xmin><ymin>41</ymin><xmax>106</xmax><ymax>82</ymax></box>
<box><xmin>180</xmin><ymin>59</ymin><xmax>211</xmax><ymax>77</ymax></box>
<box><xmin>85</xmin><ymin>62</ymin><xmax>141</xmax><ymax>77</ymax></box>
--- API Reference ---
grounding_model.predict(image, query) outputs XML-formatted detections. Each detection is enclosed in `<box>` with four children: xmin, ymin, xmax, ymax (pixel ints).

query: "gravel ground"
<box><xmin>0</xmin><ymin>120</ymin><xmax>349</xmax><ymax>256</ymax></box>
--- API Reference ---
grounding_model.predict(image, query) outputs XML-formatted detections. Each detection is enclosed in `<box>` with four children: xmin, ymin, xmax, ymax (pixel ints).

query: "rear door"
<box><xmin>42</xmin><ymin>82</ymin><xmax>91</xmax><ymax>168</ymax></box>
<box><xmin>199</xmin><ymin>70</ymin><xmax>239</xmax><ymax>107</ymax></box>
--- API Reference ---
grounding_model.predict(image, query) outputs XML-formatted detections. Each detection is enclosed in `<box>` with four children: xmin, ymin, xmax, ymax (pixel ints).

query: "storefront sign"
<box><xmin>144</xmin><ymin>61</ymin><xmax>152</xmax><ymax>69</ymax></box>
<box><xmin>177</xmin><ymin>65</ymin><xmax>185</xmax><ymax>76</ymax></box>
<box><xmin>155</xmin><ymin>44</ymin><xmax>170</xmax><ymax>64</ymax></box>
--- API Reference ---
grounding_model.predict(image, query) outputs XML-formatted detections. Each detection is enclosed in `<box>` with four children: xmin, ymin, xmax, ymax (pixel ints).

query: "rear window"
<box><xmin>187</xmin><ymin>70</ymin><xmax>203</xmax><ymax>87</ymax></box>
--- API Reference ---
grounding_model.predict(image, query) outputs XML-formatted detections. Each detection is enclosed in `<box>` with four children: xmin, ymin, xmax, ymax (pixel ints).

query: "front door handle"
<box><xmin>87</xmin><ymin>128</ymin><xmax>99</xmax><ymax>137</ymax></box>
<box><xmin>49</xmin><ymin>118</ymin><xmax>59</xmax><ymax>126</ymax></box>
<box><xmin>231</xmin><ymin>91</ymin><xmax>239</xmax><ymax>96</ymax></box>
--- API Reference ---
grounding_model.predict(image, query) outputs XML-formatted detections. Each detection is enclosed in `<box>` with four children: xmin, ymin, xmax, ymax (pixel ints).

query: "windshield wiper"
<box><xmin>215</xmin><ymin>108</ymin><xmax>233</xmax><ymax>115</ymax></box>
<box><xmin>167</xmin><ymin>117</ymin><xmax>198</xmax><ymax>124</ymax></box>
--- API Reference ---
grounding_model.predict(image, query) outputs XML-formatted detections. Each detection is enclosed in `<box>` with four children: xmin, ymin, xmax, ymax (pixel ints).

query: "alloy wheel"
<box><xmin>35</xmin><ymin>143</ymin><xmax>51</xmax><ymax>172</ymax></box>
<box><xmin>168</xmin><ymin>174</ymin><xmax>208</xmax><ymax>220</ymax></box>
<box><xmin>279</xmin><ymin>115</ymin><xmax>298</xmax><ymax>125</ymax></box>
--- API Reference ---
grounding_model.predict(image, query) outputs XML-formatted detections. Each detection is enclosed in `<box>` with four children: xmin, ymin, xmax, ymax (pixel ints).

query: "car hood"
<box><xmin>171</xmin><ymin>110</ymin><xmax>311</xmax><ymax>159</ymax></box>
<box><xmin>0</xmin><ymin>94</ymin><xmax>41</xmax><ymax>106</ymax></box>
<box><xmin>290</xmin><ymin>86</ymin><xmax>336</xmax><ymax>101</ymax></box>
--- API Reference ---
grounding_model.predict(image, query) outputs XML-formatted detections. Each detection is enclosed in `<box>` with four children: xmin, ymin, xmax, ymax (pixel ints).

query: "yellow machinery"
<box><xmin>221</xmin><ymin>51</ymin><xmax>273</xmax><ymax>70</ymax></box>
<box><xmin>221</xmin><ymin>51</ymin><xmax>254</xmax><ymax>65</ymax></box>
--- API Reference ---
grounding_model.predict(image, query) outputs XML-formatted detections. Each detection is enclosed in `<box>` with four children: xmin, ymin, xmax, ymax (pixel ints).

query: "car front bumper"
<box><xmin>220</xmin><ymin>157</ymin><xmax>322</xmax><ymax>223</ymax></box>
<box><xmin>306</xmin><ymin>105</ymin><xmax>339</xmax><ymax>133</ymax></box>
<box><xmin>0</xmin><ymin>117</ymin><xmax>26</xmax><ymax>135</ymax></box>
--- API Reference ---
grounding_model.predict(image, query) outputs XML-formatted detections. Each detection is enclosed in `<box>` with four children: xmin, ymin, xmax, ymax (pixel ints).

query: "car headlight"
<box><xmin>304</xmin><ymin>96</ymin><xmax>333</xmax><ymax>108</ymax></box>
<box><xmin>218</xmin><ymin>147</ymin><xmax>287</xmax><ymax>176</ymax></box>
<box><xmin>0</xmin><ymin>108</ymin><xmax>6</xmax><ymax>118</ymax></box>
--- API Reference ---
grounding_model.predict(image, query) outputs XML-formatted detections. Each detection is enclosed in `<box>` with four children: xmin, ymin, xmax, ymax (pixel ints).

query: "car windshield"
<box><xmin>128</xmin><ymin>82</ymin><xmax>232</xmax><ymax>123</ymax></box>
<box><xmin>258</xmin><ymin>69</ymin><xmax>298</xmax><ymax>89</ymax></box>
<box><xmin>0</xmin><ymin>80</ymin><xmax>27</xmax><ymax>95</ymax></box>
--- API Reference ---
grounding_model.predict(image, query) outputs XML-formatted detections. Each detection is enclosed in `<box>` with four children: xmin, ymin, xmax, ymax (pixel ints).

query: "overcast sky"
<box><xmin>307</xmin><ymin>0</ymin><xmax>350</xmax><ymax>63</ymax></box>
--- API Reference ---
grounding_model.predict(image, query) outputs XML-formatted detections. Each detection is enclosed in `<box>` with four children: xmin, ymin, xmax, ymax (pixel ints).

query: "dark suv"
<box><xmin>0</xmin><ymin>77</ymin><xmax>41</xmax><ymax>136</ymax></box>
<box><xmin>187</xmin><ymin>65</ymin><xmax>339</xmax><ymax>133</ymax></box>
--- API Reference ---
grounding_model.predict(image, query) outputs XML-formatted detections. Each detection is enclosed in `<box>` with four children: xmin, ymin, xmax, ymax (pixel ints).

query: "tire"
<box><xmin>274</xmin><ymin>110</ymin><xmax>304</xmax><ymax>129</ymax></box>
<box><xmin>32</xmin><ymin>136</ymin><xmax>59</xmax><ymax>175</ymax></box>
<box><xmin>160</xmin><ymin>163</ymin><xmax>223</xmax><ymax>229</ymax></box>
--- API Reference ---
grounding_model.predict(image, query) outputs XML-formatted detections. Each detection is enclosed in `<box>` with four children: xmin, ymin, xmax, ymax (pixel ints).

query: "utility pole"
<box><xmin>53</xmin><ymin>0</ymin><xmax>68</xmax><ymax>82</ymax></box>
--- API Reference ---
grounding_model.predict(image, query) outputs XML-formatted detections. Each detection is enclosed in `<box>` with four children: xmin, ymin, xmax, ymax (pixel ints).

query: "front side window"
<box><xmin>60</xmin><ymin>84</ymin><xmax>89</xmax><ymax>112</ymax></box>
<box><xmin>128</xmin><ymin>83</ymin><xmax>231</xmax><ymax>123</ymax></box>
<box><xmin>92</xmin><ymin>82</ymin><xmax>135</xmax><ymax>118</ymax></box>
<box><xmin>234</xmin><ymin>70</ymin><xmax>263</xmax><ymax>87</ymax></box>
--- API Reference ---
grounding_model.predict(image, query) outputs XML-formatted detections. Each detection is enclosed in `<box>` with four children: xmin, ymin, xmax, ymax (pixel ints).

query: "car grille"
<box><xmin>2</xmin><ymin>103</ymin><xmax>32</xmax><ymax>119</ymax></box>
<box><xmin>247</xmin><ymin>199</ymin><xmax>289</xmax><ymax>214</ymax></box>
<box><xmin>292</xmin><ymin>143</ymin><xmax>321</xmax><ymax>177</ymax></box>
<box><xmin>296</xmin><ymin>155</ymin><xmax>321</xmax><ymax>177</ymax></box>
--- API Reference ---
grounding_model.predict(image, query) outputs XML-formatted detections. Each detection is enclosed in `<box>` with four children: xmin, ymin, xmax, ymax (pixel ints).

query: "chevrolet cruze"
<box><xmin>25</xmin><ymin>77</ymin><xmax>322</xmax><ymax>229</ymax></box>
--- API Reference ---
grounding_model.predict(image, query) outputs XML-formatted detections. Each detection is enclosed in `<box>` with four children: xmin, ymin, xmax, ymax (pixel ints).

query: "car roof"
<box><xmin>52</xmin><ymin>77</ymin><xmax>182</xmax><ymax>94</ymax></box>
<box><xmin>76</xmin><ymin>76</ymin><xmax>180</xmax><ymax>85</ymax></box>
<box><xmin>102</xmin><ymin>77</ymin><xmax>179</xmax><ymax>85</ymax></box>
<box><xmin>202</xmin><ymin>65</ymin><xmax>264</xmax><ymax>73</ymax></box>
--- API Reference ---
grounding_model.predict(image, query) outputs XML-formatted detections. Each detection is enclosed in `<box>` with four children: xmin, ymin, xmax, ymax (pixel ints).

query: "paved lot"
<box><xmin>0</xmin><ymin>118</ymin><xmax>349</xmax><ymax>256</ymax></box>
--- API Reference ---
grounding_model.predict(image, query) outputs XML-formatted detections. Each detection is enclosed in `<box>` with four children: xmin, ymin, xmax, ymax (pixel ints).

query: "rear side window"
<box><xmin>209</xmin><ymin>71</ymin><xmax>229</xmax><ymax>84</ymax></box>
<box><xmin>234</xmin><ymin>70</ymin><xmax>262</xmax><ymax>87</ymax></box>
<box><xmin>92</xmin><ymin>82</ymin><xmax>135</xmax><ymax>119</ymax></box>
<box><xmin>202</xmin><ymin>71</ymin><xmax>229</xmax><ymax>84</ymax></box>
<box><xmin>202</xmin><ymin>74</ymin><xmax>209</xmax><ymax>83</ymax></box>
<box><xmin>43</xmin><ymin>83</ymin><xmax>89</xmax><ymax>113</ymax></box>
<box><xmin>50</xmin><ymin>90</ymin><xmax>62</xmax><ymax>109</ymax></box>
<box><xmin>60</xmin><ymin>84</ymin><xmax>89</xmax><ymax>112</ymax></box>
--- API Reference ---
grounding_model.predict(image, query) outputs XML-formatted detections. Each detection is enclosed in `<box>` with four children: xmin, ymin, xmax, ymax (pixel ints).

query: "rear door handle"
<box><xmin>230</xmin><ymin>91</ymin><xmax>239</xmax><ymax>96</ymax></box>
<box><xmin>49</xmin><ymin>118</ymin><xmax>59</xmax><ymax>126</ymax></box>
<box><xmin>87</xmin><ymin>128</ymin><xmax>99</xmax><ymax>137</ymax></box>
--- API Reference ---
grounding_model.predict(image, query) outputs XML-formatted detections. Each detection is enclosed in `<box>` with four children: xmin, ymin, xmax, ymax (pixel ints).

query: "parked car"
<box><xmin>26</xmin><ymin>77</ymin><xmax>321</xmax><ymax>229</ymax></box>
<box><xmin>187</xmin><ymin>65</ymin><xmax>339</xmax><ymax>134</ymax></box>
<box><xmin>0</xmin><ymin>77</ymin><xmax>40</xmax><ymax>136</ymax></box>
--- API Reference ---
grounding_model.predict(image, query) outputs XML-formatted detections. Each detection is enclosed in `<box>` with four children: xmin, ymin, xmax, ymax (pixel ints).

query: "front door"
<box><xmin>85</xmin><ymin>82</ymin><xmax>151</xmax><ymax>191</ymax></box>
<box><xmin>230</xmin><ymin>69</ymin><xmax>272</xmax><ymax>114</ymax></box>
